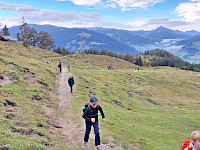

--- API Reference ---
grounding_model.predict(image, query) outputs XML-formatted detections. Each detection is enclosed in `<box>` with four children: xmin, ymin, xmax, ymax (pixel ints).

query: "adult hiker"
<box><xmin>182</xmin><ymin>131</ymin><xmax>200</xmax><ymax>150</ymax></box>
<box><xmin>82</xmin><ymin>96</ymin><xmax>105</xmax><ymax>150</ymax></box>
<box><xmin>58</xmin><ymin>62</ymin><xmax>62</xmax><ymax>73</ymax></box>
<box><xmin>67</xmin><ymin>64</ymin><xmax>70</xmax><ymax>72</ymax></box>
<box><xmin>68</xmin><ymin>75</ymin><xmax>74</xmax><ymax>93</ymax></box>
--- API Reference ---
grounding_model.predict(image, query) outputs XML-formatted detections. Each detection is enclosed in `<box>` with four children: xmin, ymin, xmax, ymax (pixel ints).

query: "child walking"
<box><xmin>82</xmin><ymin>96</ymin><xmax>105</xmax><ymax>150</ymax></box>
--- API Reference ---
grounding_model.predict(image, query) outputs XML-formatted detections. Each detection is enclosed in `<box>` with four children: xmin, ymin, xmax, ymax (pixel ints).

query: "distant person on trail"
<box><xmin>67</xmin><ymin>64</ymin><xmax>70</xmax><ymax>72</ymax></box>
<box><xmin>113</xmin><ymin>66</ymin><xmax>117</xmax><ymax>70</ymax></box>
<box><xmin>107</xmin><ymin>65</ymin><xmax>110</xmax><ymax>70</ymax></box>
<box><xmin>68</xmin><ymin>75</ymin><xmax>74</xmax><ymax>93</ymax></box>
<box><xmin>108</xmin><ymin>65</ymin><xmax>111</xmax><ymax>70</ymax></box>
<box><xmin>58</xmin><ymin>62</ymin><xmax>62</xmax><ymax>73</ymax></box>
<box><xmin>82</xmin><ymin>96</ymin><xmax>105</xmax><ymax>150</ymax></box>
<box><xmin>182</xmin><ymin>131</ymin><xmax>200</xmax><ymax>150</ymax></box>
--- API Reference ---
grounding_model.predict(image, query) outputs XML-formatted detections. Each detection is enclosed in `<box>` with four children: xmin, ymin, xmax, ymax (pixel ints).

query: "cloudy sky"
<box><xmin>0</xmin><ymin>0</ymin><xmax>200</xmax><ymax>31</ymax></box>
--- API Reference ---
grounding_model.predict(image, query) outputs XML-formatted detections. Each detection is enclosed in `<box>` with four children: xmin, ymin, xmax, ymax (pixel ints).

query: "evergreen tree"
<box><xmin>53</xmin><ymin>47</ymin><xmax>61</xmax><ymax>54</ymax></box>
<box><xmin>83</xmin><ymin>49</ymin><xmax>88</xmax><ymax>54</ymax></box>
<box><xmin>61</xmin><ymin>47</ymin><xmax>69</xmax><ymax>55</ymax></box>
<box><xmin>94</xmin><ymin>49</ymin><xmax>99</xmax><ymax>54</ymax></box>
<box><xmin>100</xmin><ymin>49</ymin><xmax>108</xmax><ymax>55</ymax></box>
<box><xmin>138</xmin><ymin>55</ymin><xmax>143</xmax><ymax>66</ymax></box>
<box><xmin>2</xmin><ymin>25</ymin><xmax>10</xmax><ymax>36</ymax></box>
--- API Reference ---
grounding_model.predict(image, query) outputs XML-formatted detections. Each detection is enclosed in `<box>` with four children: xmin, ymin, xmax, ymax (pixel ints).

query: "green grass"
<box><xmin>0</xmin><ymin>41</ymin><xmax>70</xmax><ymax>149</ymax></box>
<box><xmin>0</xmin><ymin>41</ymin><xmax>200</xmax><ymax>149</ymax></box>
<box><xmin>70</xmin><ymin>55</ymin><xmax>200</xmax><ymax>149</ymax></box>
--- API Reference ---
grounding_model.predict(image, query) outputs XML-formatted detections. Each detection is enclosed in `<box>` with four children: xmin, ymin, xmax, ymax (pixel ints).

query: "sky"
<box><xmin>0</xmin><ymin>0</ymin><xmax>200</xmax><ymax>31</ymax></box>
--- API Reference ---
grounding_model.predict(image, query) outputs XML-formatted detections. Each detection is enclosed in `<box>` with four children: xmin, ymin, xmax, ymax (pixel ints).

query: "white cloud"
<box><xmin>0</xmin><ymin>16</ymin><xmax>23</xmax><ymax>27</ymax></box>
<box><xmin>1</xmin><ymin>1</ymin><xmax>200</xmax><ymax>31</ymax></box>
<box><xmin>126</xmin><ymin>0</ymin><xmax>200</xmax><ymax>31</ymax></box>
<box><xmin>128</xmin><ymin>18</ymin><xmax>190</xmax><ymax>31</ymax></box>
<box><xmin>128</xmin><ymin>20</ymin><xmax>146</xmax><ymax>27</ymax></box>
<box><xmin>57</xmin><ymin>0</ymin><xmax>164</xmax><ymax>10</ymax></box>
<box><xmin>190</xmin><ymin>0</ymin><xmax>200</xmax><ymax>2</ymax></box>
<box><xmin>0</xmin><ymin>1</ymin><xmax>38</xmax><ymax>12</ymax></box>
<box><xmin>96</xmin><ymin>21</ymin><xmax>131</xmax><ymax>29</ymax></box>
<box><xmin>63</xmin><ymin>0</ymin><xmax>101</xmax><ymax>6</ymax></box>
<box><xmin>148</xmin><ymin>18</ymin><xmax>187</xmax><ymax>27</ymax></box>
<box><xmin>175</xmin><ymin>0</ymin><xmax>200</xmax><ymax>22</ymax></box>
<box><xmin>0</xmin><ymin>1</ymin><xmax>101</xmax><ymax>28</ymax></box>
<box><xmin>106</xmin><ymin>0</ymin><xmax>165</xmax><ymax>11</ymax></box>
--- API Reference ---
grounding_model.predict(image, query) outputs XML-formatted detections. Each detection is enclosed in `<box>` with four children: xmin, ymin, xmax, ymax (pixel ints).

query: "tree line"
<box><xmin>141</xmin><ymin>49</ymin><xmax>200</xmax><ymax>72</ymax></box>
<box><xmin>53</xmin><ymin>48</ymin><xmax>200</xmax><ymax>72</ymax></box>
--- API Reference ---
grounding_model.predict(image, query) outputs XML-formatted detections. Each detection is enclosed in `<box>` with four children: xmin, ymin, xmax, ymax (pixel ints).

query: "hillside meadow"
<box><xmin>0</xmin><ymin>41</ymin><xmax>70</xmax><ymax>149</ymax></box>
<box><xmin>0</xmin><ymin>41</ymin><xmax>200</xmax><ymax>149</ymax></box>
<box><xmin>67</xmin><ymin>55</ymin><xmax>200</xmax><ymax>149</ymax></box>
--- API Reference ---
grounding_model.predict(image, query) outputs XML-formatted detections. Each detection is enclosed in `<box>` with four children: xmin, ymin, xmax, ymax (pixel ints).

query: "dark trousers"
<box><xmin>84</xmin><ymin>121</ymin><xmax>100</xmax><ymax>146</ymax></box>
<box><xmin>59</xmin><ymin>67</ymin><xmax>62</xmax><ymax>73</ymax></box>
<box><xmin>69</xmin><ymin>85</ymin><xmax>73</xmax><ymax>92</ymax></box>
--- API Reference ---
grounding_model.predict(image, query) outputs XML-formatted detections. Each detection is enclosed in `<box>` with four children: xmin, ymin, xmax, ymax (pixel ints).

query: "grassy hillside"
<box><xmin>0</xmin><ymin>41</ymin><xmax>70</xmax><ymax>149</ymax></box>
<box><xmin>67</xmin><ymin>55</ymin><xmax>200</xmax><ymax>149</ymax></box>
<box><xmin>0</xmin><ymin>41</ymin><xmax>200</xmax><ymax>149</ymax></box>
<box><xmin>179</xmin><ymin>41</ymin><xmax>200</xmax><ymax>64</ymax></box>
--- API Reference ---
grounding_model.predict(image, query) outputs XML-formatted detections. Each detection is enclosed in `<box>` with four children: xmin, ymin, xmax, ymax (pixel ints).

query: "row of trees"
<box><xmin>145</xmin><ymin>49</ymin><xmax>200</xmax><ymax>72</ymax></box>
<box><xmin>53</xmin><ymin>47</ymin><xmax>71</xmax><ymax>55</ymax></box>
<box><xmin>53</xmin><ymin>48</ymin><xmax>200</xmax><ymax>72</ymax></box>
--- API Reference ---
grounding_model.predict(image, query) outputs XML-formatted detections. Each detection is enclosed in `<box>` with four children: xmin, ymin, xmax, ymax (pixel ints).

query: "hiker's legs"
<box><xmin>59</xmin><ymin>67</ymin><xmax>62</xmax><ymax>73</ymax></box>
<box><xmin>70</xmin><ymin>85</ymin><xmax>73</xmax><ymax>92</ymax></box>
<box><xmin>93</xmin><ymin>121</ymin><xmax>100</xmax><ymax>146</ymax></box>
<box><xmin>84</xmin><ymin>122</ymin><xmax>92</xmax><ymax>142</ymax></box>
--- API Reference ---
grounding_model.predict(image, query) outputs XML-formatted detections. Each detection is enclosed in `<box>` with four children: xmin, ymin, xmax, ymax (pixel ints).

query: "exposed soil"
<box><xmin>43</xmin><ymin>67</ymin><xmax>124</xmax><ymax>150</ymax></box>
<box><xmin>55</xmin><ymin>67</ymin><xmax>83</xmax><ymax>149</ymax></box>
<box><xmin>0</xmin><ymin>74</ymin><xmax>12</xmax><ymax>87</ymax></box>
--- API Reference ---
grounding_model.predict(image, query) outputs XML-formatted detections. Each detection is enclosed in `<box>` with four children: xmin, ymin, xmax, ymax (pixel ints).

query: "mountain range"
<box><xmin>9</xmin><ymin>24</ymin><xmax>200</xmax><ymax>64</ymax></box>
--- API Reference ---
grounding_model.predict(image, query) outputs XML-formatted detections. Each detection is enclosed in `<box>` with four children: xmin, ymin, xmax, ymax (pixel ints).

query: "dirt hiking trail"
<box><xmin>55</xmin><ymin>67</ymin><xmax>83</xmax><ymax>149</ymax></box>
<box><xmin>47</xmin><ymin>67</ymin><xmax>124</xmax><ymax>150</ymax></box>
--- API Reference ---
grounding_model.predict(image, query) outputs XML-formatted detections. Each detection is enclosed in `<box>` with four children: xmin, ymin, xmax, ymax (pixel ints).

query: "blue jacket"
<box><xmin>68</xmin><ymin>77</ymin><xmax>74</xmax><ymax>86</ymax></box>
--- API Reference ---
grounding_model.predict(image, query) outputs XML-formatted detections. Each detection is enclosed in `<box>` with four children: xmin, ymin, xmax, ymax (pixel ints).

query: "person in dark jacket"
<box><xmin>68</xmin><ymin>75</ymin><xmax>74</xmax><ymax>92</ymax></box>
<box><xmin>58</xmin><ymin>62</ymin><xmax>62</xmax><ymax>73</ymax></box>
<box><xmin>82</xmin><ymin>96</ymin><xmax>105</xmax><ymax>150</ymax></box>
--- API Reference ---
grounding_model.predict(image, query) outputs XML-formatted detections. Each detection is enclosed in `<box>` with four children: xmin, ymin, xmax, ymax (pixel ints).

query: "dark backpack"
<box><xmin>82</xmin><ymin>103</ymin><xmax>100</xmax><ymax>113</ymax></box>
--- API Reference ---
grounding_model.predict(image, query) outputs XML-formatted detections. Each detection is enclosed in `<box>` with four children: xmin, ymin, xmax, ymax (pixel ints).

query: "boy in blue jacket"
<box><xmin>68</xmin><ymin>75</ymin><xmax>74</xmax><ymax>92</ymax></box>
